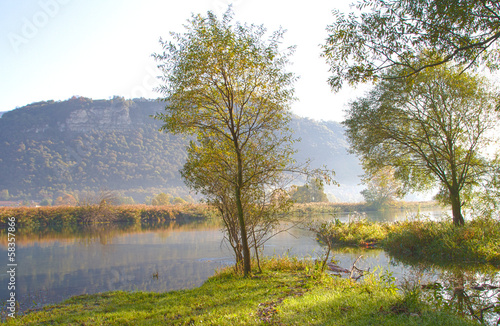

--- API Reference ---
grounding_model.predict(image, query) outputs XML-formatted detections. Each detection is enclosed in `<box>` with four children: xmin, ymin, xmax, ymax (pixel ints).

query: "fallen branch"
<box><xmin>350</xmin><ymin>255</ymin><xmax>369</xmax><ymax>281</ymax></box>
<box><xmin>325</xmin><ymin>255</ymin><xmax>369</xmax><ymax>281</ymax></box>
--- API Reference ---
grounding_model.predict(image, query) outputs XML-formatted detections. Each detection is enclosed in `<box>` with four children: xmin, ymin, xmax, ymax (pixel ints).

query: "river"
<box><xmin>1</xmin><ymin>207</ymin><xmax>498</xmax><ymax>323</ymax></box>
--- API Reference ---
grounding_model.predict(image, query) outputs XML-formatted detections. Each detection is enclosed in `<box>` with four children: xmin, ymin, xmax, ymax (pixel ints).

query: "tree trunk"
<box><xmin>252</xmin><ymin>228</ymin><xmax>262</xmax><ymax>273</ymax></box>
<box><xmin>235</xmin><ymin>152</ymin><xmax>251</xmax><ymax>277</ymax></box>
<box><xmin>450</xmin><ymin>189</ymin><xmax>465</xmax><ymax>226</ymax></box>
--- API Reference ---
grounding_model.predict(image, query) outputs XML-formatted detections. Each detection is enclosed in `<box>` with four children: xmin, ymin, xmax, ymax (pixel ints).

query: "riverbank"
<box><xmin>290</xmin><ymin>201</ymin><xmax>439</xmax><ymax>215</ymax></box>
<box><xmin>3</xmin><ymin>257</ymin><xmax>476</xmax><ymax>325</ymax></box>
<box><xmin>319</xmin><ymin>216</ymin><xmax>500</xmax><ymax>267</ymax></box>
<box><xmin>0</xmin><ymin>201</ymin><xmax>439</xmax><ymax>226</ymax></box>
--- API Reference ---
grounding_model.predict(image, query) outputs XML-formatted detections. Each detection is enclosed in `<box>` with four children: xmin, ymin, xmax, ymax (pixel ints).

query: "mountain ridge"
<box><xmin>0</xmin><ymin>97</ymin><xmax>362</xmax><ymax>202</ymax></box>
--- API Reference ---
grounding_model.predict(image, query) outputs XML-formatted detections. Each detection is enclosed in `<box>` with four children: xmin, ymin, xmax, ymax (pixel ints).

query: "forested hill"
<box><xmin>0</xmin><ymin>97</ymin><xmax>362</xmax><ymax>202</ymax></box>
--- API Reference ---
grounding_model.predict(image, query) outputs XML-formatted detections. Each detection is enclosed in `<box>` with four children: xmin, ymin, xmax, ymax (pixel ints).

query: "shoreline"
<box><xmin>0</xmin><ymin>201</ymin><xmax>441</xmax><ymax>227</ymax></box>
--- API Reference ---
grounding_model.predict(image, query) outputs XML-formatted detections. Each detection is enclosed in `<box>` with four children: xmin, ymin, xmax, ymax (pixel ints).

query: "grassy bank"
<box><xmin>3</xmin><ymin>257</ymin><xmax>476</xmax><ymax>326</ymax></box>
<box><xmin>0</xmin><ymin>204</ymin><xmax>217</xmax><ymax>226</ymax></box>
<box><xmin>319</xmin><ymin>217</ymin><xmax>500</xmax><ymax>267</ymax></box>
<box><xmin>0</xmin><ymin>201</ymin><xmax>435</xmax><ymax>226</ymax></box>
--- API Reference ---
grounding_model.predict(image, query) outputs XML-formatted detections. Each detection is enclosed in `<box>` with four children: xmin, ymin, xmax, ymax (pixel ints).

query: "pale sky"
<box><xmin>0</xmin><ymin>0</ymin><xmax>369</xmax><ymax>122</ymax></box>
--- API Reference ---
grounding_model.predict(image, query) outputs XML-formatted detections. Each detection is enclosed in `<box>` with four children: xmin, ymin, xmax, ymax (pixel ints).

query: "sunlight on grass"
<box><xmin>3</xmin><ymin>257</ymin><xmax>478</xmax><ymax>325</ymax></box>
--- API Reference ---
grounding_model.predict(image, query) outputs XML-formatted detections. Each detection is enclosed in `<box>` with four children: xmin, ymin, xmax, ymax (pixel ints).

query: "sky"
<box><xmin>0</xmin><ymin>0</ymin><xmax>371</xmax><ymax>122</ymax></box>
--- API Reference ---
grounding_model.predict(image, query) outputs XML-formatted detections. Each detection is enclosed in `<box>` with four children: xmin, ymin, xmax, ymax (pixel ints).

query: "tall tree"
<box><xmin>290</xmin><ymin>178</ymin><xmax>329</xmax><ymax>203</ymax></box>
<box><xmin>344</xmin><ymin>64</ymin><xmax>498</xmax><ymax>226</ymax></box>
<box><xmin>154</xmin><ymin>9</ymin><xmax>305</xmax><ymax>275</ymax></box>
<box><xmin>180</xmin><ymin>135</ymin><xmax>297</xmax><ymax>272</ymax></box>
<box><xmin>361</xmin><ymin>166</ymin><xmax>404</xmax><ymax>209</ymax></box>
<box><xmin>151</xmin><ymin>193</ymin><xmax>171</xmax><ymax>206</ymax></box>
<box><xmin>323</xmin><ymin>0</ymin><xmax>500</xmax><ymax>90</ymax></box>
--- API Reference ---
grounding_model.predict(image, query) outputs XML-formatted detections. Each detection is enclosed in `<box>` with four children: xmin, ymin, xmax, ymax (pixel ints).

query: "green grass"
<box><xmin>3</xmin><ymin>257</ymin><xmax>477</xmax><ymax>325</ymax></box>
<box><xmin>320</xmin><ymin>216</ymin><xmax>500</xmax><ymax>267</ymax></box>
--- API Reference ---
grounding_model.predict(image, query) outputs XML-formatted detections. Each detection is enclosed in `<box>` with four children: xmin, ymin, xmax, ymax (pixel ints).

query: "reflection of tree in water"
<box><xmin>0</xmin><ymin>218</ymin><xmax>222</xmax><ymax>247</ymax></box>
<box><xmin>75</xmin><ymin>220</ymin><xmax>222</xmax><ymax>245</ymax></box>
<box><xmin>406</xmin><ymin>265</ymin><xmax>500</xmax><ymax>325</ymax></box>
<box><xmin>77</xmin><ymin>223</ymin><xmax>140</xmax><ymax>246</ymax></box>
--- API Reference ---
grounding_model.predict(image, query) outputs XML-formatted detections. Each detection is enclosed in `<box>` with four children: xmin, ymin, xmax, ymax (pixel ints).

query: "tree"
<box><xmin>151</xmin><ymin>193</ymin><xmax>171</xmax><ymax>206</ymax></box>
<box><xmin>39</xmin><ymin>198</ymin><xmax>52</xmax><ymax>206</ymax></box>
<box><xmin>290</xmin><ymin>178</ymin><xmax>329</xmax><ymax>203</ymax></box>
<box><xmin>472</xmin><ymin>155</ymin><xmax>500</xmax><ymax>219</ymax></box>
<box><xmin>54</xmin><ymin>193</ymin><xmax>77</xmax><ymax>206</ymax></box>
<box><xmin>360</xmin><ymin>166</ymin><xmax>404</xmax><ymax>209</ymax></box>
<box><xmin>191</xmin><ymin>166</ymin><xmax>294</xmax><ymax>273</ymax></box>
<box><xmin>0</xmin><ymin>189</ymin><xmax>9</xmax><ymax>201</ymax></box>
<box><xmin>171</xmin><ymin>197</ymin><xmax>186</xmax><ymax>205</ymax></box>
<box><xmin>323</xmin><ymin>0</ymin><xmax>500</xmax><ymax>90</ymax></box>
<box><xmin>154</xmin><ymin>9</ymin><xmax>313</xmax><ymax>276</ymax></box>
<box><xmin>343</xmin><ymin>64</ymin><xmax>498</xmax><ymax>226</ymax></box>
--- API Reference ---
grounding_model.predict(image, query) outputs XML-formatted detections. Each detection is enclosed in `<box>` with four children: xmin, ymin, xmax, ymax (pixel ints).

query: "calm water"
<box><xmin>1</xmin><ymin>208</ymin><xmax>498</xmax><ymax>322</ymax></box>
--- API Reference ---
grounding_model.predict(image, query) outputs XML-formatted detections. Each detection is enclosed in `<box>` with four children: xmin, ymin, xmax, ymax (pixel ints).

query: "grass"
<box><xmin>319</xmin><ymin>216</ymin><xmax>500</xmax><ymax>267</ymax></box>
<box><xmin>3</xmin><ymin>257</ymin><xmax>478</xmax><ymax>325</ymax></box>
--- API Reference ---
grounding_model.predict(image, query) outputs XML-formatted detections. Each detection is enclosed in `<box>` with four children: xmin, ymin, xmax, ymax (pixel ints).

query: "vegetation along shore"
<box><xmin>0</xmin><ymin>201</ymin><xmax>436</xmax><ymax>226</ymax></box>
<box><xmin>317</xmin><ymin>216</ymin><xmax>500</xmax><ymax>267</ymax></box>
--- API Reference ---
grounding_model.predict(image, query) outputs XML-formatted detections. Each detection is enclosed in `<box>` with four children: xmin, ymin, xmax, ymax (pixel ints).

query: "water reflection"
<box><xmin>394</xmin><ymin>262</ymin><xmax>500</xmax><ymax>325</ymax></box>
<box><xmin>0</xmin><ymin>218</ymin><xmax>232</xmax><ymax>313</ymax></box>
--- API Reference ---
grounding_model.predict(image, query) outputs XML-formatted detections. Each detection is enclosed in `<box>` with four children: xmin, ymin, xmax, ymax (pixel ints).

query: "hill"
<box><xmin>0</xmin><ymin>97</ymin><xmax>362</xmax><ymax>203</ymax></box>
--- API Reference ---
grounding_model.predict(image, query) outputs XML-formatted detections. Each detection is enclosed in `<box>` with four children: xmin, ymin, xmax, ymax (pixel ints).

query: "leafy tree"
<box><xmin>151</xmin><ymin>193</ymin><xmax>171</xmax><ymax>206</ymax></box>
<box><xmin>323</xmin><ymin>0</ymin><xmax>500</xmax><ymax>90</ymax></box>
<box><xmin>290</xmin><ymin>178</ymin><xmax>329</xmax><ymax>203</ymax></box>
<box><xmin>154</xmin><ymin>9</ymin><xmax>318</xmax><ymax>276</ymax></box>
<box><xmin>118</xmin><ymin>196</ymin><xmax>136</xmax><ymax>205</ymax></box>
<box><xmin>0</xmin><ymin>189</ymin><xmax>9</xmax><ymax>201</ymax></box>
<box><xmin>171</xmin><ymin>197</ymin><xmax>186</xmax><ymax>205</ymax></box>
<box><xmin>360</xmin><ymin>166</ymin><xmax>403</xmax><ymax>209</ymax></box>
<box><xmin>471</xmin><ymin>156</ymin><xmax>500</xmax><ymax>219</ymax></box>
<box><xmin>54</xmin><ymin>194</ymin><xmax>77</xmax><ymax>206</ymax></box>
<box><xmin>344</xmin><ymin>64</ymin><xmax>499</xmax><ymax>226</ymax></box>
<box><xmin>39</xmin><ymin>198</ymin><xmax>52</xmax><ymax>206</ymax></box>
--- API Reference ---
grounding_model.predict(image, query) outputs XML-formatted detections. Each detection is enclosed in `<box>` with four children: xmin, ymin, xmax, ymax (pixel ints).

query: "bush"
<box><xmin>320</xmin><ymin>216</ymin><xmax>390</xmax><ymax>247</ymax></box>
